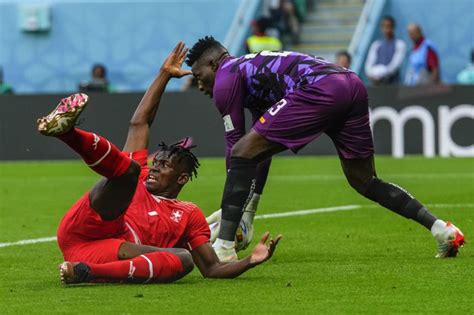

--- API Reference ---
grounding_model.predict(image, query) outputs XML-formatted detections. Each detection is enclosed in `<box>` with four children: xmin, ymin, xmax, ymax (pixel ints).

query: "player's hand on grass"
<box><xmin>249</xmin><ymin>232</ymin><xmax>282</xmax><ymax>266</ymax></box>
<box><xmin>161</xmin><ymin>41</ymin><xmax>192</xmax><ymax>78</ymax></box>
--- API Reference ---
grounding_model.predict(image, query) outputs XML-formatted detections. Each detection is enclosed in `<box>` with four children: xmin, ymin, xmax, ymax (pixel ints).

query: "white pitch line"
<box><xmin>255</xmin><ymin>205</ymin><xmax>360</xmax><ymax>220</ymax></box>
<box><xmin>0</xmin><ymin>236</ymin><xmax>57</xmax><ymax>248</ymax></box>
<box><xmin>0</xmin><ymin>205</ymin><xmax>359</xmax><ymax>249</ymax></box>
<box><xmin>1</xmin><ymin>202</ymin><xmax>472</xmax><ymax>249</ymax></box>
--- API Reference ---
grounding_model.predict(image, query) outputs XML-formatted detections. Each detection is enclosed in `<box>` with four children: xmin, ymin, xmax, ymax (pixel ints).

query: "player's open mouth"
<box><xmin>147</xmin><ymin>175</ymin><xmax>158</xmax><ymax>183</ymax></box>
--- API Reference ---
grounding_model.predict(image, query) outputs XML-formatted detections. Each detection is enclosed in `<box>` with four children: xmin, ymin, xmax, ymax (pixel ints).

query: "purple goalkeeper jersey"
<box><xmin>212</xmin><ymin>51</ymin><xmax>350</xmax><ymax>166</ymax></box>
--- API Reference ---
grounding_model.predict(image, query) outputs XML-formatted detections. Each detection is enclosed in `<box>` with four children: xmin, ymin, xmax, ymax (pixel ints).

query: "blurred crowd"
<box><xmin>244</xmin><ymin>11</ymin><xmax>474</xmax><ymax>88</ymax></box>
<box><xmin>0</xmin><ymin>63</ymin><xmax>116</xmax><ymax>95</ymax></box>
<box><xmin>1</xmin><ymin>5</ymin><xmax>474</xmax><ymax>95</ymax></box>
<box><xmin>78</xmin><ymin>63</ymin><xmax>116</xmax><ymax>93</ymax></box>
<box><xmin>259</xmin><ymin>0</ymin><xmax>314</xmax><ymax>47</ymax></box>
<box><xmin>364</xmin><ymin>15</ymin><xmax>474</xmax><ymax>86</ymax></box>
<box><xmin>0</xmin><ymin>67</ymin><xmax>14</xmax><ymax>94</ymax></box>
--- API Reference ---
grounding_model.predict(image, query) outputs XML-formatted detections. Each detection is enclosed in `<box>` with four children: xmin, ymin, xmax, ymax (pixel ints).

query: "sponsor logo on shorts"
<box><xmin>170</xmin><ymin>209</ymin><xmax>184</xmax><ymax>223</ymax></box>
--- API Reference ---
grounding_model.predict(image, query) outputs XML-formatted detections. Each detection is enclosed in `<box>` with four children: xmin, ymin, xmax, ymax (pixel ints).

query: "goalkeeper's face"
<box><xmin>192</xmin><ymin>60</ymin><xmax>216</xmax><ymax>98</ymax></box>
<box><xmin>145</xmin><ymin>151</ymin><xmax>190</xmax><ymax>196</ymax></box>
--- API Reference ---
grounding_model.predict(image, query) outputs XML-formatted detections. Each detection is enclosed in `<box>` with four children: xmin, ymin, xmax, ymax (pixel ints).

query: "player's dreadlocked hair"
<box><xmin>186</xmin><ymin>36</ymin><xmax>226</xmax><ymax>67</ymax></box>
<box><xmin>157</xmin><ymin>137</ymin><xmax>200</xmax><ymax>180</ymax></box>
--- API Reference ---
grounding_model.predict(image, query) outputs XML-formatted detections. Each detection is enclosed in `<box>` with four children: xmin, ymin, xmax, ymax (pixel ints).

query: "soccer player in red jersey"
<box><xmin>37</xmin><ymin>42</ymin><xmax>281</xmax><ymax>285</ymax></box>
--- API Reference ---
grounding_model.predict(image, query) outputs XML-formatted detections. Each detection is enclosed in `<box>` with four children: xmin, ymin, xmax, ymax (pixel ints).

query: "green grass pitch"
<box><xmin>0</xmin><ymin>156</ymin><xmax>473</xmax><ymax>313</ymax></box>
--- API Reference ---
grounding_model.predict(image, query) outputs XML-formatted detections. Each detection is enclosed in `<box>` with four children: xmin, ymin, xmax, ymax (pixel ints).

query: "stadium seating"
<box><xmin>293</xmin><ymin>0</ymin><xmax>364</xmax><ymax>61</ymax></box>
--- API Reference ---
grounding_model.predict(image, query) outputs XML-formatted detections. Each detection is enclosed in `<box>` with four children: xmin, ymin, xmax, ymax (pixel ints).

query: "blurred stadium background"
<box><xmin>0</xmin><ymin>0</ymin><xmax>473</xmax><ymax>160</ymax></box>
<box><xmin>0</xmin><ymin>0</ymin><xmax>473</xmax><ymax>313</ymax></box>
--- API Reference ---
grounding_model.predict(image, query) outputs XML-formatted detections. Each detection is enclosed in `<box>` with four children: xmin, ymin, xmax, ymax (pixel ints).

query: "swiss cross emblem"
<box><xmin>170</xmin><ymin>209</ymin><xmax>183</xmax><ymax>223</ymax></box>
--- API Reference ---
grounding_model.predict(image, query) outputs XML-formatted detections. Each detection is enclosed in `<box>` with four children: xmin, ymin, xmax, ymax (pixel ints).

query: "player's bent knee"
<box><xmin>230</xmin><ymin>142</ymin><xmax>251</xmax><ymax>159</ymax></box>
<box><xmin>346</xmin><ymin>176</ymin><xmax>373</xmax><ymax>196</ymax></box>
<box><xmin>230</xmin><ymin>131</ymin><xmax>264</xmax><ymax>160</ymax></box>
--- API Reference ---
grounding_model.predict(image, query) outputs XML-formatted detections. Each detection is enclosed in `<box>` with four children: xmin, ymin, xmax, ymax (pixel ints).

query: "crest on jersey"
<box><xmin>170</xmin><ymin>209</ymin><xmax>184</xmax><ymax>223</ymax></box>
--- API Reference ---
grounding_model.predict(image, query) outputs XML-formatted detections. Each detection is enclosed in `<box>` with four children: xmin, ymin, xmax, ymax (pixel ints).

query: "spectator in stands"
<box><xmin>246</xmin><ymin>17</ymin><xmax>283</xmax><ymax>53</ymax></box>
<box><xmin>365</xmin><ymin>15</ymin><xmax>406</xmax><ymax>85</ymax></box>
<box><xmin>79</xmin><ymin>63</ymin><xmax>115</xmax><ymax>93</ymax></box>
<box><xmin>0</xmin><ymin>66</ymin><xmax>14</xmax><ymax>94</ymax></box>
<box><xmin>262</xmin><ymin>0</ymin><xmax>302</xmax><ymax>46</ymax></box>
<box><xmin>281</xmin><ymin>0</ymin><xmax>302</xmax><ymax>45</ymax></box>
<box><xmin>262</xmin><ymin>0</ymin><xmax>283</xmax><ymax>38</ymax></box>
<box><xmin>335</xmin><ymin>50</ymin><xmax>351</xmax><ymax>69</ymax></box>
<box><xmin>457</xmin><ymin>49</ymin><xmax>474</xmax><ymax>85</ymax></box>
<box><xmin>405</xmin><ymin>23</ymin><xmax>440</xmax><ymax>86</ymax></box>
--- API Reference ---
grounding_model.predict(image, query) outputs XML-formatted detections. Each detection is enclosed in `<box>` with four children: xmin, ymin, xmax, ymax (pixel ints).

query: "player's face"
<box><xmin>192</xmin><ymin>61</ymin><xmax>216</xmax><ymax>98</ymax></box>
<box><xmin>146</xmin><ymin>152</ymin><xmax>189</xmax><ymax>195</ymax></box>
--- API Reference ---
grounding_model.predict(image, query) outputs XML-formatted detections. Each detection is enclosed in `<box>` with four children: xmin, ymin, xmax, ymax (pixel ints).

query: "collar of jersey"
<box><xmin>152</xmin><ymin>194</ymin><xmax>176</xmax><ymax>202</ymax></box>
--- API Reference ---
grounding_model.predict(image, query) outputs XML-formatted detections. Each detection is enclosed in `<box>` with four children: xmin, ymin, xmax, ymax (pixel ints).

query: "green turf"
<box><xmin>1</xmin><ymin>156</ymin><xmax>473</xmax><ymax>314</ymax></box>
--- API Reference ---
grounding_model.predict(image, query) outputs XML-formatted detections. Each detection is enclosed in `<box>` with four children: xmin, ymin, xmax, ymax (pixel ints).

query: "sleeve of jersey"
<box><xmin>184</xmin><ymin>206</ymin><xmax>211</xmax><ymax>251</ymax></box>
<box><xmin>364</xmin><ymin>41</ymin><xmax>379</xmax><ymax>77</ymax></box>
<box><xmin>122</xmin><ymin>149</ymin><xmax>149</xmax><ymax>181</ymax></box>
<box><xmin>213</xmin><ymin>73</ymin><xmax>246</xmax><ymax>170</ymax></box>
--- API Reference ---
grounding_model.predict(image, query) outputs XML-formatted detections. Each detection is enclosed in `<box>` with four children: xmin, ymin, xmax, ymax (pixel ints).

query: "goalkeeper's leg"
<box><xmin>214</xmin><ymin>130</ymin><xmax>285</xmax><ymax>261</ymax></box>
<box><xmin>207</xmin><ymin>193</ymin><xmax>262</xmax><ymax>248</ymax></box>
<box><xmin>341</xmin><ymin>156</ymin><xmax>465</xmax><ymax>258</ymax></box>
<box><xmin>238</xmin><ymin>157</ymin><xmax>271</xmax><ymax>249</ymax></box>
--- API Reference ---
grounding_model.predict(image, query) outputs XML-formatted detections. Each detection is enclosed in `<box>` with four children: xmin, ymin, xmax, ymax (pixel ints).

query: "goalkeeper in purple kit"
<box><xmin>185</xmin><ymin>36</ymin><xmax>464</xmax><ymax>261</ymax></box>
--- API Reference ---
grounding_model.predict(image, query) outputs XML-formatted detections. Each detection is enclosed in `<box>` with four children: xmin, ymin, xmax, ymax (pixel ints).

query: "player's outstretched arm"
<box><xmin>191</xmin><ymin>232</ymin><xmax>282</xmax><ymax>278</ymax></box>
<box><xmin>123</xmin><ymin>41</ymin><xmax>192</xmax><ymax>152</ymax></box>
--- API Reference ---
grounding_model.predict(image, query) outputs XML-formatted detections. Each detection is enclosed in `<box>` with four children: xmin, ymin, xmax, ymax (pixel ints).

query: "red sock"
<box><xmin>88</xmin><ymin>252</ymin><xmax>184</xmax><ymax>283</ymax></box>
<box><xmin>58</xmin><ymin>128</ymin><xmax>131</xmax><ymax>178</ymax></box>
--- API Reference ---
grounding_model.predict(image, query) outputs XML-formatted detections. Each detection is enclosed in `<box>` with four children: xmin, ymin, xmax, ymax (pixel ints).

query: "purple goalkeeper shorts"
<box><xmin>253</xmin><ymin>72</ymin><xmax>374</xmax><ymax>159</ymax></box>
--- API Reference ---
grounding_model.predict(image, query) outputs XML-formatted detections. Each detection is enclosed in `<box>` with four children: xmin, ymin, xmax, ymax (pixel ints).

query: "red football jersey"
<box><xmin>124</xmin><ymin>149</ymin><xmax>210</xmax><ymax>251</ymax></box>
